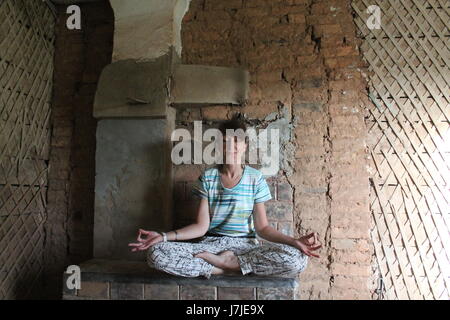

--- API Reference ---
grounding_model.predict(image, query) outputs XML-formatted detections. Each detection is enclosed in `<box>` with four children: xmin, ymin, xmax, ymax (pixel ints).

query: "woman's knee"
<box><xmin>292</xmin><ymin>252</ymin><xmax>308</xmax><ymax>273</ymax></box>
<box><xmin>280</xmin><ymin>246</ymin><xmax>308</xmax><ymax>274</ymax></box>
<box><xmin>147</xmin><ymin>242</ymin><xmax>169</xmax><ymax>266</ymax></box>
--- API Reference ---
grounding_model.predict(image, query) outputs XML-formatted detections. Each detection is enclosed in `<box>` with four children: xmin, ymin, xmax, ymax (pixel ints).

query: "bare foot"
<box><xmin>194</xmin><ymin>250</ymin><xmax>241</xmax><ymax>273</ymax></box>
<box><xmin>211</xmin><ymin>267</ymin><xmax>225</xmax><ymax>275</ymax></box>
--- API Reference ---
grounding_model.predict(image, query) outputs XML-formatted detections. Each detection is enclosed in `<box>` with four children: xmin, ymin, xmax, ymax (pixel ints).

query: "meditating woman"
<box><xmin>128</xmin><ymin>115</ymin><xmax>322</xmax><ymax>278</ymax></box>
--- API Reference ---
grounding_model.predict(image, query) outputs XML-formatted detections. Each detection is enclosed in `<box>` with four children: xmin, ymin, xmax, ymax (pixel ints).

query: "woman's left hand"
<box><xmin>292</xmin><ymin>232</ymin><xmax>322</xmax><ymax>258</ymax></box>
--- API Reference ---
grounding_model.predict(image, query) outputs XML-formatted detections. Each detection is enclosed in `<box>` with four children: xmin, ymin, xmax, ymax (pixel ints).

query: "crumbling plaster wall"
<box><xmin>175</xmin><ymin>0</ymin><xmax>373</xmax><ymax>300</ymax></box>
<box><xmin>47</xmin><ymin>0</ymin><xmax>374</xmax><ymax>300</ymax></box>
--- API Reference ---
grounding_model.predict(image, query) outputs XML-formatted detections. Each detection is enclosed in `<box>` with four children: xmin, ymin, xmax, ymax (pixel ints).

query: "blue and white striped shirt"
<box><xmin>192</xmin><ymin>165</ymin><xmax>272</xmax><ymax>237</ymax></box>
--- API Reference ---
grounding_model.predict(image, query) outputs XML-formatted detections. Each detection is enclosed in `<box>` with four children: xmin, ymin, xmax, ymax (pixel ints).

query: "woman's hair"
<box><xmin>218</xmin><ymin>113</ymin><xmax>248</xmax><ymax>138</ymax></box>
<box><xmin>217</xmin><ymin>113</ymin><xmax>248</xmax><ymax>172</ymax></box>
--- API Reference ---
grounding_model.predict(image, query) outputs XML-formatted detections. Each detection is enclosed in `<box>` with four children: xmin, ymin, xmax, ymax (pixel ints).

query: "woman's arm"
<box><xmin>253</xmin><ymin>202</ymin><xmax>322</xmax><ymax>258</ymax></box>
<box><xmin>166</xmin><ymin>197</ymin><xmax>210</xmax><ymax>241</ymax></box>
<box><xmin>129</xmin><ymin>198</ymin><xmax>210</xmax><ymax>251</ymax></box>
<box><xmin>253</xmin><ymin>202</ymin><xmax>297</xmax><ymax>246</ymax></box>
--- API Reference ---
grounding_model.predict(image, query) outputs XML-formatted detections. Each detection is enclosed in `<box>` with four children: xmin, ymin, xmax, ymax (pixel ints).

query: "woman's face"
<box><xmin>222</xmin><ymin>135</ymin><xmax>247</xmax><ymax>164</ymax></box>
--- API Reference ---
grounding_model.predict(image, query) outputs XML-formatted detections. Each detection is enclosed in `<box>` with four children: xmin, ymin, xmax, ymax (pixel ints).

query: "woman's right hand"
<box><xmin>128</xmin><ymin>229</ymin><xmax>163</xmax><ymax>252</ymax></box>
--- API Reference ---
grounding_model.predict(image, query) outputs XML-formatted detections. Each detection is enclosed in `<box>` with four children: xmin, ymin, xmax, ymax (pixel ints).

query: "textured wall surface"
<box><xmin>0</xmin><ymin>0</ymin><xmax>55</xmax><ymax>299</ymax></box>
<box><xmin>177</xmin><ymin>0</ymin><xmax>372</xmax><ymax>300</ymax></box>
<box><xmin>47</xmin><ymin>0</ymin><xmax>373</xmax><ymax>300</ymax></box>
<box><xmin>45</xmin><ymin>0</ymin><xmax>114</xmax><ymax>299</ymax></box>
<box><xmin>94</xmin><ymin>119</ymin><xmax>174</xmax><ymax>261</ymax></box>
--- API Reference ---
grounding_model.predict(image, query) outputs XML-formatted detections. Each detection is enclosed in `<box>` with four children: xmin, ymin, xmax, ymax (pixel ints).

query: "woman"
<box><xmin>128</xmin><ymin>115</ymin><xmax>322</xmax><ymax>278</ymax></box>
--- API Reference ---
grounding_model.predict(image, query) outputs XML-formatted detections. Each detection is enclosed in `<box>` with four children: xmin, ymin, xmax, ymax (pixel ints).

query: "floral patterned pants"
<box><xmin>147</xmin><ymin>235</ymin><xmax>308</xmax><ymax>279</ymax></box>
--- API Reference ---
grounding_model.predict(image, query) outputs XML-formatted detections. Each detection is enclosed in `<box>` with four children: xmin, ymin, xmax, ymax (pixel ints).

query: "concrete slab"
<box><xmin>93</xmin><ymin>114</ymin><xmax>174</xmax><ymax>261</ymax></box>
<box><xmin>77</xmin><ymin>258</ymin><xmax>299</xmax><ymax>288</ymax></box>
<box><xmin>93</xmin><ymin>53</ymin><xmax>172</xmax><ymax>119</ymax></box>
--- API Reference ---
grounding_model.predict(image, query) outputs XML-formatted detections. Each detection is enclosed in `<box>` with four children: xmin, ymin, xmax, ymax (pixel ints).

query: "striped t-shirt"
<box><xmin>192</xmin><ymin>165</ymin><xmax>272</xmax><ymax>238</ymax></box>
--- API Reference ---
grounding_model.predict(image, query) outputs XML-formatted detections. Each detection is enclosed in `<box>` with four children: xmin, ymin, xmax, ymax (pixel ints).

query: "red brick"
<box><xmin>325</xmin><ymin>56</ymin><xmax>363</xmax><ymax>69</ymax></box>
<box><xmin>288</xmin><ymin>0</ymin><xmax>309</xmax><ymax>5</ymax></box>
<box><xmin>295</xmin><ymin>217</ymin><xmax>329</xmax><ymax>239</ymax></box>
<box><xmin>201</xmin><ymin>106</ymin><xmax>230</xmax><ymax>121</ymax></box>
<box><xmin>294</xmin><ymin>153</ymin><xmax>326</xmax><ymax>167</ymax></box>
<box><xmin>244</xmin><ymin>102</ymin><xmax>279</xmax><ymax>119</ymax></box>
<box><xmin>328</xmin><ymin>103</ymin><xmax>364</xmax><ymax>117</ymax></box>
<box><xmin>322</xmin><ymin>45</ymin><xmax>359</xmax><ymax>57</ymax></box>
<box><xmin>267</xmin><ymin>179</ymin><xmax>276</xmax><ymax>199</ymax></box>
<box><xmin>254</xmin><ymin>71</ymin><xmax>282</xmax><ymax>84</ymax></box>
<box><xmin>291</xmin><ymin>169</ymin><xmax>327</xmax><ymax>192</ymax></box>
<box><xmin>329</xmin><ymin>184</ymin><xmax>369</xmax><ymax>204</ymax></box>
<box><xmin>311</xmin><ymin>3</ymin><xmax>330</xmax><ymax>15</ymax></box>
<box><xmin>243</xmin><ymin>0</ymin><xmax>272</xmax><ymax>7</ymax></box>
<box><xmin>288</xmin><ymin>13</ymin><xmax>306</xmax><ymax>24</ymax></box>
<box><xmin>333</xmin><ymin>275</ymin><xmax>370</xmax><ymax>293</ymax></box>
<box><xmin>293</xmin><ymin>87</ymin><xmax>327</xmax><ymax>103</ymax></box>
<box><xmin>278</xmin><ymin>221</ymin><xmax>294</xmax><ymax>236</ymax></box>
<box><xmin>295</xmin><ymin>143</ymin><xmax>326</xmax><ymax>158</ymax></box>
<box><xmin>331</xmin><ymin>224</ymin><xmax>370</xmax><ymax>240</ymax></box>
<box><xmin>331</xmin><ymin>137</ymin><xmax>365</xmax><ymax>153</ymax></box>
<box><xmin>271</xmin><ymin>5</ymin><xmax>308</xmax><ymax>16</ymax></box>
<box><xmin>205</xmin><ymin>0</ymin><xmax>243</xmax><ymax>10</ymax></box>
<box><xmin>235</xmin><ymin>7</ymin><xmax>270</xmax><ymax>18</ymax></box>
<box><xmin>284</xmin><ymin>66</ymin><xmax>322</xmax><ymax>84</ymax></box>
<box><xmin>331</xmin><ymin>287</ymin><xmax>370</xmax><ymax>300</ymax></box>
<box><xmin>329</xmin><ymin>79</ymin><xmax>364</xmax><ymax>92</ymax></box>
<box><xmin>265</xmin><ymin>201</ymin><xmax>294</xmax><ymax>221</ymax></box>
<box><xmin>331</xmin><ymin>263</ymin><xmax>371</xmax><ymax>277</ymax></box>
<box><xmin>294</xmin><ymin>44</ymin><xmax>316</xmax><ymax>58</ymax></box>
<box><xmin>259</xmin><ymin>81</ymin><xmax>292</xmax><ymax>103</ymax></box>
<box><xmin>321</xmin><ymin>36</ymin><xmax>347</xmax><ymax>49</ymax></box>
<box><xmin>176</xmin><ymin>108</ymin><xmax>202</xmax><ymax>122</ymax></box>
<box><xmin>277</xmin><ymin>182</ymin><xmax>293</xmax><ymax>201</ymax></box>
<box><xmin>296</xmin><ymin>55</ymin><xmax>319</xmax><ymax>66</ymax></box>
<box><xmin>332</xmin><ymin>250</ymin><xmax>371</xmax><ymax>264</ymax></box>
<box><xmin>306</xmin><ymin>15</ymin><xmax>339</xmax><ymax>25</ymax></box>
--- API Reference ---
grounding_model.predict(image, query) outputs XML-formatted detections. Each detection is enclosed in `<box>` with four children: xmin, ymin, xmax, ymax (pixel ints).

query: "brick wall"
<box><xmin>47</xmin><ymin>0</ymin><xmax>372</xmax><ymax>300</ymax></box>
<box><xmin>44</xmin><ymin>0</ymin><xmax>113</xmax><ymax>299</ymax></box>
<box><xmin>178</xmin><ymin>0</ymin><xmax>372</xmax><ymax>300</ymax></box>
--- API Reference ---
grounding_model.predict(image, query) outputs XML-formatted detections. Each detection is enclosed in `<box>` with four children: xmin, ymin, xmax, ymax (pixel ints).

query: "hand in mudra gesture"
<box><xmin>293</xmin><ymin>232</ymin><xmax>322</xmax><ymax>258</ymax></box>
<box><xmin>128</xmin><ymin>229</ymin><xmax>162</xmax><ymax>252</ymax></box>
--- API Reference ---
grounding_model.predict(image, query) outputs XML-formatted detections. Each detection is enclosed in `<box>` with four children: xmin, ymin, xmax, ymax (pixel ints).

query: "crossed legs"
<box><xmin>194</xmin><ymin>250</ymin><xmax>241</xmax><ymax>275</ymax></box>
<box><xmin>147</xmin><ymin>236</ymin><xmax>308</xmax><ymax>279</ymax></box>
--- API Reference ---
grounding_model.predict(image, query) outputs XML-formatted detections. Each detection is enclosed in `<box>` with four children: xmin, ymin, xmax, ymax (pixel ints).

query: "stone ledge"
<box><xmin>77</xmin><ymin>259</ymin><xmax>299</xmax><ymax>288</ymax></box>
<box><xmin>63</xmin><ymin>258</ymin><xmax>300</xmax><ymax>300</ymax></box>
